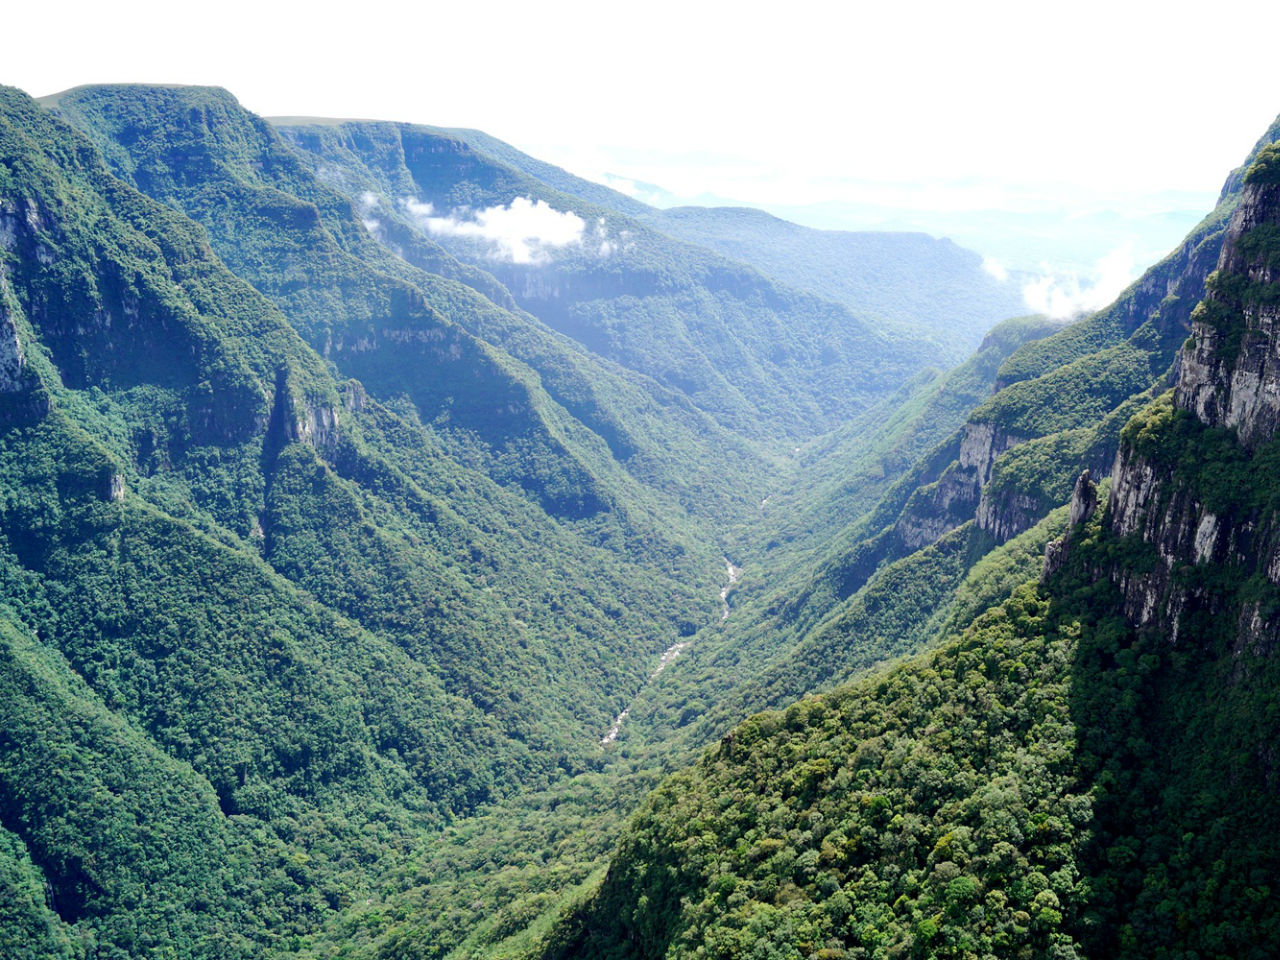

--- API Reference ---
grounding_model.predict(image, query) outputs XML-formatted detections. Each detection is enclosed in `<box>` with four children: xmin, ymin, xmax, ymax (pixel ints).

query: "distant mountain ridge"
<box><xmin>400</xmin><ymin>124</ymin><xmax>1030</xmax><ymax>359</ymax></box>
<box><xmin>539</xmin><ymin>113</ymin><xmax>1280</xmax><ymax>960</ymax></box>
<box><xmin>272</xmin><ymin>117</ymin><xmax>947</xmax><ymax>441</ymax></box>
<box><xmin>23</xmin><ymin>75</ymin><xmax>1258</xmax><ymax>960</ymax></box>
<box><xmin>646</xmin><ymin>205</ymin><xmax>1027</xmax><ymax>357</ymax></box>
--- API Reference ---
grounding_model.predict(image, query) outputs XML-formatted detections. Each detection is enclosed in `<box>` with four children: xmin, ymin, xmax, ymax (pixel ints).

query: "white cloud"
<box><xmin>592</xmin><ymin>216</ymin><xmax>615</xmax><ymax>257</ymax></box>
<box><xmin>1021</xmin><ymin>244</ymin><xmax>1135</xmax><ymax>319</ymax></box>
<box><xmin>981</xmin><ymin>256</ymin><xmax>1009</xmax><ymax>282</ymax></box>
<box><xmin>598</xmin><ymin>173</ymin><xmax>667</xmax><ymax>207</ymax></box>
<box><xmin>401</xmin><ymin>196</ymin><xmax>586</xmax><ymax>264</ymax></box>
<box><xmin>601</xmin><ymin>174</ymin><xmax>640</xmax><ymax>197</ymax></box>
<box><xmin>357</xmin><ymin>190</ymin><xmax>381</xmax><ymax>234</ymax></box>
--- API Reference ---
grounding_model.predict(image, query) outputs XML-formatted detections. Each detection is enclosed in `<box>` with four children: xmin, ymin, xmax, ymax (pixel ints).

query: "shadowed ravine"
<box><xmin>601</xmin><ymin>558</ymin><xmax>742</xmax><ymax>745</ymax></box>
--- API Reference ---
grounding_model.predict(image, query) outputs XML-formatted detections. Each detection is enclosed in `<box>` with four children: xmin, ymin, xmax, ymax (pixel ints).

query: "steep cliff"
<box><xmin>0</xmin><ymin>85</ymin><xmax>747</xmax><ymax>957</ymax></box>
<box><xmin>1079</xmin><ymin>141</ymin><xmax>1280</xmax><ymax>651</ymax></box>
<box><xmin>537</xmin><ymin>141</ymin><xmax>1280</xmax><ymax>960</ymax></box>
<box><xmin>757</xmin><ymin>116</ymin><xmax>1280</xmax><ymax>642</ymax></box>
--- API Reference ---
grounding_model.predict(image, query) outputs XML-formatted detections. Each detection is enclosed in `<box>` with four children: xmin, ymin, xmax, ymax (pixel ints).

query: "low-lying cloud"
<box><xmin>1021</xmin><ymin>244</ymin><xmax>1136</xmax><ymax>320</ymax></box>
<box><xmin>981</xmin><ymin>256</ymin><xmax>1009</xmax><ymax>282</ymax></box>
<box><xmin>402</xmin><ymin>196</ymin><xmax>587</xmax><ymax>264</ymax></box>
<box><xmin>591</xmin><ymin>216</ymin><xmax>616</xmax><ymax>257</ymax></box>
<box><xmin>357</xmin><ymin>191</ymin><xmax>382</xmax><ymax>235</ymax></box>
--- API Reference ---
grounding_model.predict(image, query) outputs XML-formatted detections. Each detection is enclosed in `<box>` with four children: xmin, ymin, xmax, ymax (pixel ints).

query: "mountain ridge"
<box><xmin>5</xmin><ymin>78</ymin><xmax>1279</xmax><ymax>960</ymax></box>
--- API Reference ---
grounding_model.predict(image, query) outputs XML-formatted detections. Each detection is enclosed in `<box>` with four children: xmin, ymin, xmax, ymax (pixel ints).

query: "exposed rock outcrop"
<box><xmin>0</xmin><ymin>304</ymin><xmax>26</xmax><ymax>394</ymax></box>
<box><xmin>978</xmin><ymin>490</ymin><xmax>1047</xmax><ymax>544</ymax></box>
<box><xmin>265</xmin><ymin>367</ymin><xmax>340</xmax><ymax>457</ymax></box>
<box><xmin>1060</xmin><ymin>152</ymin><xmax>1280</xmax><ymax>651</ymax></box>
<box><xmin>0</xmin><ymin>259</ymin><xmax>50</xmax><ymax>426</ymax></box>
<box><xmin>1176</xmin><ymin>173</ymin><xmax>1280</xmax><ymax>448</ymax></box>
<box><xmin>1043</xmin><ymin>470</ymin><xmax>1097</xmax><ymax>579</ymax></box>
<box><xmin>896</xmin><ymin>421</ymin><xmax>1022</xmax><ymax>549</ymax></box>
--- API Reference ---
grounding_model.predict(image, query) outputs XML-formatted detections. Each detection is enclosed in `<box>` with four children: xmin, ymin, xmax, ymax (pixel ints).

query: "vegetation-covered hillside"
<box><xmin>538</xmin><ymin>131</ymin><xmax>1280</xmax><ymax>960</ymax></box>
<box><xmin>644</xmin><ymin>207</ymin><xmax>1028</xmax><ymax>359</ymax></box>
<box><xmin>604</xmin><ymin>110</ymin><xmax>1280</xmax><ymax>762</ymax></box>
<box><xmin>272</xmin><ymin>118</ymin><xmax>943</xmax><ymax>442</ymax></box>
<box><xmin>4</xmin><ymin>73</ymin><xmax>1280</xmax><ymax>960</ymax></box>
<box><xmin>43</xmin><ymin>84</ymin><xmax>772</xmax><ymax>528</ymax></box>
<box><xmin>0</xmin><ymin>83</ymin><xmax>736</xmax><ymax>957</ymax></box>
<box><xmin>398</xmin><ymin>127</ymin><xmax>1029</xmax><ymax>363</ymax></box>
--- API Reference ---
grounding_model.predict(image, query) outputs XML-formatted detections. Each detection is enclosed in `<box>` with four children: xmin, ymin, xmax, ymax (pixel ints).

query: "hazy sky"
<box><xmin>8</xmin><ymin>0</ymin><xmax>1280</xmax><ymax>310</ymax></box>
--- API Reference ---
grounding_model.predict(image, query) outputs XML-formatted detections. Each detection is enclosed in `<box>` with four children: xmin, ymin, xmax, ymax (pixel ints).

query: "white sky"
<box><xmin>7</xmin><ymin>0</ymin><xmax>1280</xmax><ymax>305</ymax></box>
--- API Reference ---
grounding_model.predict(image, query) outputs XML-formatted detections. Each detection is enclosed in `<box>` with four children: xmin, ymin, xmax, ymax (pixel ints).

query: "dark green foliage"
<box><xmin>0</xmin><ymin>83</ymin><xmax>740</xmax><ymax>956</ymax></box>
<box><xmin>1120</xmin><ymin>388</ymin><xmax>1280</xmax><ymax>520</ymax></box>
<box><xmin>411</xmin><ymin>128</ymin><xmax>1030</xmax><ymax>363</ymax></box>
<box><xmin>0</xmin><ymin>609</ymin><xmax>330</xmax><ymax>960</ymax></box>
<box><xmin>972</xmin><ymin>341</ymin><xmax>1163</xmax><ymax>438</ymax></box>
<box><xmin>1192</xmin><ymin>264</ymin><xmax>1280</xmax><ymax>362</ymax></box>
<box><xmin>755</xmin><ymin>315</ymin><xmax>1060</xmax><ymax>565</ymax></box>
<box><xmin>6</xmin><ymin>76</ymin><xmax>1280</xmax><ymax>960</ymax></box>
<box><xmin>546</xmin><ymin>478</ymin><xmax>1280</xmax><ymax>959</ymax></box>
<box><xmin>0</xmin><ymin>824</ymin><xmax>77</xmax><ymax>959</ymax></box>
<box><xmin>1052</xmin><ymin>470</ymin><xmax>1280</xmax><ymax>959</ymax></box>
<box><xmin>49</xmin><ymin>84</ymin><xmax>774</xmax><ymax>527</ymax></box>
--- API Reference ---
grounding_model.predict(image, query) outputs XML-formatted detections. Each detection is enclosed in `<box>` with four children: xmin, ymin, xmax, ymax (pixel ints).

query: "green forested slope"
<box><xmin>45</xmin><ymin>83</ymin><xmax>771</xmax><ymax>528</ymax></box>
<box><xmin>746</xmin><ymin>315</ymin><xmax>1062</xmax><ymax>564</ymax></box>
<box><xmin>545</xmin><ymin>580</ymin><xmax>1095</xmax><ymax>960</ymax></box>
<box><xmin>402</xmin><ymin>127</ymin><xmax>1028</xmax><ymax>362</ymax></box>
<box><xmin>545</xmin><ymin>498</ymin><xmax>1280</xmax><ymax>959</ymax></box>
<box><xmin>644</xmin><ymin>206</ymin><xmax>1028</xmax><ymax>359</ymax></box>
<box><xmin>273</xmin><ymin>118</ymin><xmax>939</xmax><ymax>442</ymax></box>
<box><xmin>537</xmin><ymin>138</ymin><xmax>1280</xmax><ymax>960</ymax></box>
<box><xmin>6</xmin><ymin>75</ymin><xmax>1280</xmax><ymax>960</ymax></box>
<box><xmin>719</xmin><ymin>109</ymin><xmax>1280</xmax><ymax>671</ymax></box>
<box><xmin>0</xmin><ymin>84</ymin><xmax>757</xmax><ymax>957</ymax></box>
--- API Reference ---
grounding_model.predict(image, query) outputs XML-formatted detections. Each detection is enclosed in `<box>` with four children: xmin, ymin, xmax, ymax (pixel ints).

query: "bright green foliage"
<box><xmin>0</xmin><ymin>83</ymin><xmax>741</xmax><ymax>957</ymax></box>
<box><xmin>546</xmin><ymin>583</ymin><xmax>1094</xmax><ymax>960</ymax></box>
<box><xmin>756</xmin><ymin>315</ymin><xmax>1061</xmax><ymax>566</ymax></box>
<box><xmin>0</xmin><ymin>822</ymin><xmax>77</xmax><ymax>959</ymax></box>
<box><xmin>6</xmin><ymin>76</ymin><xmax>1280</xmax><ymax>960</ymax></box>
<box><xmin>46</xmin><ymin>83</ymin><xmax>768</xmax><ymax>527</ymax></box>
<box><xmin>544</xmin><ymin>482</ymin><xmax>1280</xmax><ymax>959</ymax></box>
<box><xmin>1244</xmin><ymin>142</ymin><xmax>1280</xmax><ymax>185</ymax></box>
<box><xmin>971</xmin><ymin>341</ymin><xmax>1163</xmax><ymax>438</ymax></box>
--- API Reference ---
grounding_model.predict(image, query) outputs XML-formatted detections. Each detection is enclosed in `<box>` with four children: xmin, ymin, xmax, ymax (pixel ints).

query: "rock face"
<box><xmin>1043</xmin><ymin>470</ymin><xmax>1098</xmax><ymax>579</ymax></box>
<box><xmin>1176</xmin><ymin>174</ymin><xmax>1280</xmax><ymax>448</ymax></box>
<box><xmin>266</xmin><ymin>367</ymin><xmax>340</xmax><ymax>457</ymax></box>
<box><xmin>0</xmin><ymin>204</ymin><xmax>34</xmax><ymax>396</ymax></box>
<box><xmin>895</xmin><ymin>421</ymin><xmax>1022</xmax><ymax>549</ymax></box>
<box><xmin>1074</xmin><ymin>151</ymin><xmax>1280</xmax><ymax>650</ymax></box>
<box><xmin>977</xmin><ymin>489</ymin><xmax>1047</xmax><ymax>544</ymax></box>
<box><xmin>0</xmin><ymin>303</ymin><xmax>26</xmax><ymax>394</ymax></box>
<box><xmin>0</xmin><ymin>243</ymin><xmax>50</xmax><ymax>426</ymax></box>
<box><xmin>897</xmin><ymin>183</ymin><xmax>1232</xmax><ymax>554</ymax></box>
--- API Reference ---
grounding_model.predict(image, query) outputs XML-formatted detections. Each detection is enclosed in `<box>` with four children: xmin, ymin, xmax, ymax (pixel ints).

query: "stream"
<box><xmin>601</xmin><ymin>556</ymin><xmax>740</xmax><ymax>745</ymax></box>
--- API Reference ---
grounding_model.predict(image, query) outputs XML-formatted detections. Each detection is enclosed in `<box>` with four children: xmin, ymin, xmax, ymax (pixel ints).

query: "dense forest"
<box><xmin>1</xmin><ymin>79</ymin><xmax>1278</xmax><ymax>960</ymax></box>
